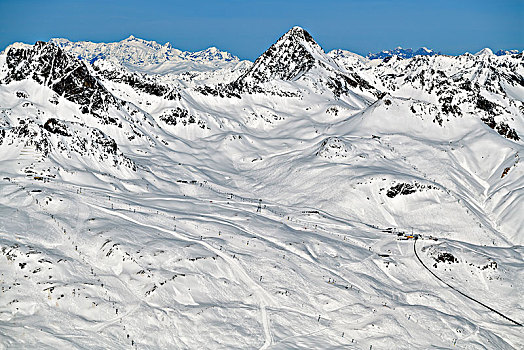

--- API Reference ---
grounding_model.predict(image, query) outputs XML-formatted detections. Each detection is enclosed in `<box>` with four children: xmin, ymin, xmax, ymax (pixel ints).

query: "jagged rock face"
<box><xmin>324</xmin><ymin>70</ymin><xmax>377</xmax><ymax>98</ymax></box>
<box><xmin>1</xmin><ymin>116</ymin><xmax>135</xmax><ymax>172</ymax></box>
<box><xmin>224</xmin><ymin>27</ymin><xmax>379</xmax><ymax>100</ymax></box>
<box><xmin>0</xmin><ymin>31</ymin><xmax>522</xmax><ymax>177</ymax></box>
<box><xmin>0</xmin><ymin>41</ymin><xmax>146</xmax><ymax>175</ymax></box>
<box><xmin>238</xmin><ymin>27</ymin><xmax>319</xmax><ymax>84</ymax></box>
<box><xmin>350</xmin><ymin>52</ymin><xmax>524</xmax><ymax>140</ymax></box>
<box><xmin>159</xmin><ymin>107</ymin><xmax>207</xmax><ymax>129</ymax></box>
<box><xmin>0</xmin><ymin>109</ymin><xmax>135</xmax><ymax>168</ymax></box>
<box><xmin>43</xmin><ymin>118</ymin><xmax>71</xmax><ymax>137</ymax></box>
<box><xmin>481</xmin><ymin>115</ymin><xmax>520</xmax><ymax>140</ymax></box>
<box><xmin>92</xmin><ymin>60</ymin><xmax>180</xmax><ymax>100</ymax></box>
<box><xmin>8</xmin><ymin>120</ymin><xmax>52</xmax><ymax>155</ymax></box>
<box><xmin>2</xmin><ymin>42</ymin><xmax>120</xmax><ymax>125</ymax></box>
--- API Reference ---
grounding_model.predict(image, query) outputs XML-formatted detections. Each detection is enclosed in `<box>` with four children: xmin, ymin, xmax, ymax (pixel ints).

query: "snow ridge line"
<box><xmin>413</xmin><ymin>238</ymin><xmax>522</xmax><ymax>327</ymax></box>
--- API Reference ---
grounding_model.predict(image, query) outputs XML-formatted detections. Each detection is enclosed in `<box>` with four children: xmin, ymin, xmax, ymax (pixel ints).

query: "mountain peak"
<box><xmin>279</xmin><ymin>26</ymin><xmax>318</xmax><ymax>48</ymax></box>
<box><xmin>2</xmin><ymin>41</ymin><xmax>119</xmax><ymax>125</ymax></box>
<box><xmin>285</xmin><ymin>26</ymin><xmax>313</xmax><ymax>39</ymax></box>
<box><xmin>120</xmin><ymin>35</ymin><xmax>160</xmax><ymax>47</ymax></box>
<box><xmin>474</xmin><ymin>48</ymin><xmax>494</xmax><ymax>56</ymax></box>
<box><xmin>235</xmin><ymin>27</ymin><xmax>331</xmax><ymax>84</ymax></box>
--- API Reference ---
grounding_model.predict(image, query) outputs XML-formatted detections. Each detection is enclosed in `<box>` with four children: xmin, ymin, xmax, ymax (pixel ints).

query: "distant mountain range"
<box><xmin>366</xmin><ymin>47</ymin><xmax>521</xmax><ymax>60</ymax></box>
<box><xmin>367</xmin><ymin>47</ymin><xmax>440</xmax><ymax>60</ymax></box>
<box><xmin>50</xmin><ymin>35</ymin><xmax>239</xmax><ymax>65</ymax></box>
<box><xmin>5</xmin><ymin>35</ymin><xmax>518</xmax><ymax>69</ymax></box>
<box><xmin>494</xmin><ymin>49</ymin><xmax>520</xmax><ymax>56</ymax></box>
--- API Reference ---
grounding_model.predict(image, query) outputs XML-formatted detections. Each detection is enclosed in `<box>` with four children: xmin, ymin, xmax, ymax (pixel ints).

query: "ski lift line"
<box><xmin>413</xmin><ymin>239</ymin><xmax>522</xmax><ymax>327</ymax></box>
<box><xmin>140</xmin><ymin>179</ymin><xmax>357</xmax><ymax>233</ymax></box>
<box><xmin>21</xmin><ymin>185</ymin><xmax>144</xmax><ymax>320</ymax></box>
<box><xmin>78</xmin><ymin>189</ymin><xmax>368</xmax><ymax>318</ymax></box>
<box><xmin>85</xmin><ymin>201</ymin><xmax>274</xmax><ymax>349</ymax></box>
<box><xmin>20</xmin><ymin>177</ymin><xmax>371</xmax><ymax>255</ymax></box>
<box><xmin>37</xmin><ymin>178</ymin><xmax>365</xmax><ymax>238</ymax></box>
<box><xmin>99</xmin><ymin>183</ymin><xmax>372</xmax><ymax>258</ymax></box>
<box><xmin>198</xmin><ymin>180</ymin><xmax>374</xmax><ymax>229</ymax></box>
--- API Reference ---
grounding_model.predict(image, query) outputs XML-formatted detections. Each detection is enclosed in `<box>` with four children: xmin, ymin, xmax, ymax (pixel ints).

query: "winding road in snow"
<box><xmin>413</xmin><ymin>238</ymin><xmax>522</xmax><ymax>327</ymax></box>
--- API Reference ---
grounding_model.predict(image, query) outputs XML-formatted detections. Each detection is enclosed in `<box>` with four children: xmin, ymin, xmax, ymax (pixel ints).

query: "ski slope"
<box><xmin>0</xmin><ymin>27</ymin><xmax>523</xmax><ymax>349</ymax></box>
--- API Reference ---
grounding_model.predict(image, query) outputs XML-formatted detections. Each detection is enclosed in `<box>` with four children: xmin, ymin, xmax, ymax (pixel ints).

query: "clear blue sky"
<box><xmin>0</xmin><ymin>0</ymin><xmax>522</xmax><ymax>59</ymax></box>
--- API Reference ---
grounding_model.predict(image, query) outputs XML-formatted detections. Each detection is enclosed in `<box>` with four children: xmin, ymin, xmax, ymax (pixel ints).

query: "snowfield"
<box><xmin>0</xmin><ymin>27</ymin><xmax>523</xmax><ymax>349</ymax></box>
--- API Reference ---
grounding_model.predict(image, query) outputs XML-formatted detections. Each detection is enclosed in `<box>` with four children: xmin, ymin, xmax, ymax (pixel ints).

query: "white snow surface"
<box><xmin>48</xmin><ymin>36</ymin><xmax>243</xmax><ymax>75</ymax></box>
<box><xmin>0</xmin><ymin>27</ymin><xmax>523</xmax><ymax>349</ymax></box>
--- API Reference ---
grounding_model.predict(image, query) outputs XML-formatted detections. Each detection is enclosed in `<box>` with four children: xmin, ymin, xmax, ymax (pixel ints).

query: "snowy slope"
<box><xmin>0</xmin><ymin>27</ymin><xmax>523</xmax><ymax>349</ymax></box>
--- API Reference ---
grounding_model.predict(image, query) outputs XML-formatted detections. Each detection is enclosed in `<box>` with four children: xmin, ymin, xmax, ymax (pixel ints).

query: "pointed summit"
<box><xmin>2</xmin><ymin>41</ymin><xmax>120</xmax><ymax>125</ymax></box>
<box><xmin>225</xmin><ymin>27</ymin><xmax>379</xmax><ymax>100</ymax></box>
<box><xmin>474</xmin><ymin>48</ymin><xmax>494</xmax><ymax>56</ymax></box>
<box><xmin>236</xmin><ymin>26</ymin><xmax>336</xmax><ymax>84</ymax></box>
<box><xmin>282</xmin><ymin>26</ymin><xmax>317</xmax><ymax>46</ymax></box>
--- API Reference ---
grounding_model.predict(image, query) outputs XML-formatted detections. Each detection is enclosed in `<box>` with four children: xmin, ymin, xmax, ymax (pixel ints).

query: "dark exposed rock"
<box><xmin>43</xmin><ymin>118</ymin><xmax>70</xmax><ymax>137</ymax></box>
<box><xmin>3</xmin><ymin>41</ymin><xmax>119</xmax><ymax>125</ymax></box>
<box><xmin>496</xmin><ymin>122</ymin><xmax>519</xmax><ymax>141</ymax></box>
<box><xmin>16</xmin><ymin>91</ymin><xmax>29</xmax><ymax>98</ymax></box>
<box><xmin>195</xmin><ymin>84</ymin><xmax>241</xmax><ymax>98</ymax></box>
<box><xmin>434</xmin><ymin>252</ymin><xmax>458</xmax><ymax>264</ymax></box>
<box><xmin>481</xmin><ymin>260</ymin><xmax>498</xmax><ymax>270</ymax></box>
<box><xmin>212</xmin><ymin>27</ymin><xmax>380</xmax><ymax>98</ymax></box>
<box><xmin>159</xmin><ymin>107</ymin><xmax>207</xmax><ymax>129</ymax></box>
<box><xmin>316</xmin><ymin>137</ymin><xmax>349</xmax><ymax>158</ymax></box>
<box><xmin>237</xmin><ymin>27</ymin><xmax>317</xmax><ymax>84</ymax></box>
<box><xmin>439</xmin><ymin>95</ymin><xmax>462</xmax><ymax>116</ymax></box>
<box><xmin>386</xmin><ymin>183</ymin><xmax>416</xmax><ymax>198</ymax></box>
<box><xmin>325</xmin><ymin>71</ymin><xmax>376</xmax><ymax>97</ymax></box>
<box><xmin>481</xmin><ymin>115</ymin><xmax>520</xmax><ymax>140</ymax></box>
<box><xmin>92</xmin><ymin>63</ymin><xmax>180</xmax><ymax>100</ymax></box>
<box><xmin>481</xmin><ymin>115</ymin><xmax>497</xmax><ymax>129</ymax></box>
<box><xmin>383</xmin><ymin>182</ymin><xmax>437</xmax><ymax>198</ymax></box>
<box><xmin>476</xmin><ymin>95</ymin><xmax>498</xmax><ymax>115</ymax></box>
<box><xmin>10</xmin><ymin>121</ymin><xmax>52</xmax><ymax>155</ymax></box>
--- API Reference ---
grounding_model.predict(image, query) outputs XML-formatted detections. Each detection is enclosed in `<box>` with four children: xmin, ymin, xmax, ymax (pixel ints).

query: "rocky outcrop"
<box><xmin>2</xmin><ymin>41</ymin><xmax>120</xmax><ymax>125</ymax></box>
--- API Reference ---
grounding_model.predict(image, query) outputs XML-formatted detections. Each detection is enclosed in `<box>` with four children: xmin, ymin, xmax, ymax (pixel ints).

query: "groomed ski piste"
<box><xmin>0</xmin><ymin>27</ymin><xmax>523</xmax><ymax>349</ymax></box>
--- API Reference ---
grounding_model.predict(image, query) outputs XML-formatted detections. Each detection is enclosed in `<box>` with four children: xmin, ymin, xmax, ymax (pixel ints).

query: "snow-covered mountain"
<box><xmin>0</xmin><ymin>27</ymin><xmax>523</xmax><ymax>349</ymax></box>
<box><xmin>495</xmin><ymin>49</ymin><xmax>521</xmax><ymax>56</ymax></box>
<box><xmin>366</xmin><ymin>46</ymin><xmax>522</xmax><ymax>60</ymax></box>
<box><xmin>367</xmin><ymin>46</ymin><xmax>440</xmax><ymax>60</ymax></box>
<box><xmin>49</xmin><ymin>36</ymin><xmax>242</xmax><ymax>74</ymax></box>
